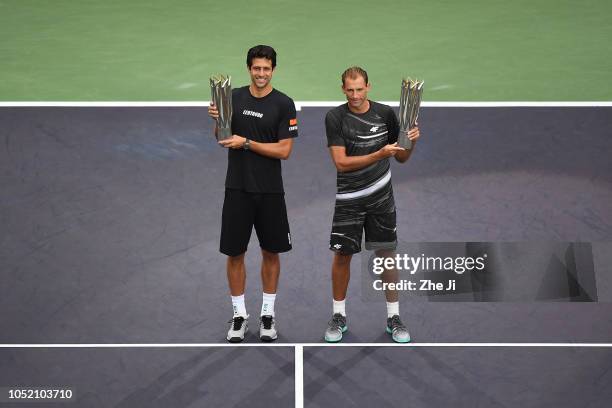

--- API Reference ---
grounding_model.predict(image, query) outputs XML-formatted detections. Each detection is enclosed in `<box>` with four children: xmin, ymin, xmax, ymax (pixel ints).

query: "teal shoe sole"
<box><xmin>324</xmin><ymin>326</ymin><xmax>347</xmax><ymax>343</ymax></box>
<box><xmin>386</xmin><ymin>326</ymin><xmax>411</xmax><ymax>343</ymax></box>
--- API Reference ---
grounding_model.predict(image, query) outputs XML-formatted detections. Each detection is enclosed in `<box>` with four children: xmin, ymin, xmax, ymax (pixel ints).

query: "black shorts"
<box><xmin>329</xmin><ymin>183</ymin><xmax>397</xmax><ymax>254</ymax></box>
<box><xmin>220</xmin><ymin>189</ymin><xmax>292</xmax><ymax>256</ymax></box>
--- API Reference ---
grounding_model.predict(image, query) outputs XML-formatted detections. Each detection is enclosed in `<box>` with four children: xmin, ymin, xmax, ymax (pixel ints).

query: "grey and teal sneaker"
<box><xmin>386</xmin><ymin>315</ymin><xmax>411</xmax><ymax>343</ymax></box>
<box><xmin>259</xmin><ymin>315</ymin><xmax>278</xmax><ymax>342</ymax></box>
<box><xmin>324</xmin><ymin>313</ymin><xmax>347</xmax><ymax>343</ymax></box>
<box><xmin>227</xmin><ymin>315</ymin><xmax>248</xmax><ymax>343</ymax></box>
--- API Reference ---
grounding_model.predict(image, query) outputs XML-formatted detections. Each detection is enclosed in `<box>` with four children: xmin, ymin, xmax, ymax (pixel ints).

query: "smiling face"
<box><xmin>248</xmin><ymin>57</ymin><xmax>274</xmax><ymax>91</ymax></box>
<box><xmin>342</xmin><ymin>74</ymin><xmax>371</xmax><ymax>113</ymax></box>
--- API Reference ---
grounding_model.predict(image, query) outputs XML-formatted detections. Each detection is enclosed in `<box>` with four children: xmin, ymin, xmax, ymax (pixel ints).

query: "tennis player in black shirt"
<box><xmin>208</xmin><ymin>45</ymin><xmax>298</xmax><ymax>342</ymax></box>
<box><xmin>323</xmin><ymin>67</ymin><xmax>420</xmax><ymax>343</ymax></box>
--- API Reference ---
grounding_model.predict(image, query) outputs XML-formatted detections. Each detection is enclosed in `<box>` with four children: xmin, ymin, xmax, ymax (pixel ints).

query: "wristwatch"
<box><xmin>243</xmin><ymin>139</ymin><xmax>250</xmax><ymax>150</ymax></box>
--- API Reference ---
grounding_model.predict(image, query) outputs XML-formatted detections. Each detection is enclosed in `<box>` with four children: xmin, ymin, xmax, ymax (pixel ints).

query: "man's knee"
<box><xmin>333</xmin><ymin>252</ymin><xmax>353</xmax><ymax>267</ymax></box>
<box><xmin>261</xmin><ymin>249</ymin><xmax>279</xmax><ymax>264</ymax></box>
<box><xmin>227</xmin><ymin>253</ymin><xmax>245</xmax><ymax>266</ymax></box>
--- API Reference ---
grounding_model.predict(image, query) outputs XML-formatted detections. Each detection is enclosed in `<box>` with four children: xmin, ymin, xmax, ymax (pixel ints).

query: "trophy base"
<box><xmin>398</xmin><ymin>129</ymin><xmax>413</xmax><ymax>150</ymax></box>
<box><xmin>217</xmin><ymin>127</ymin><xmax>232</xmax><ymax>141</ymax></box>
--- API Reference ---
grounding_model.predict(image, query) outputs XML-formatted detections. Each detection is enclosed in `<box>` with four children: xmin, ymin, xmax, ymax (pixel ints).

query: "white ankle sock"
<box><xmin>386</xmin><ymin>301</ymin><xmax>399</xmax><ymax>318</ymax></box>
<box><xmin>333</xmin><ymin>299</ymin><xmax>346</xmax><ymax>316</ymax></box>
<box><xmin>231</xmin><ymin>294</ymin><xmax>247</xmax><ymax>317</ymax></box>
<box><xmin>261</xmin><ymin>292</ymin><xmax>276</xmax><ymax>317</ymax></box>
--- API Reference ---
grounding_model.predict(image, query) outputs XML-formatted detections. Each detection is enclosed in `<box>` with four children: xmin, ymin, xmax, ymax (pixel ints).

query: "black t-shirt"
<box><xmin>225</xmin><ymin>86</ymin><xmax>298</xmax><ymax>193</ymax></box>
<box><xmin>325</xmin><ymin>101</ymin><xmax>399</xmax><ymax>194</ymax></box>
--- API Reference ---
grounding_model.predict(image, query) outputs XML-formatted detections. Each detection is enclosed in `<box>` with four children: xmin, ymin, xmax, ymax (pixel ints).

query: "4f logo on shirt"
<box><xmin>333</xmin><ymin>244</ymin><xmax>342</xmax><ymax>250</ymax></box>
<box><xmin>289</xmin><ymin>118</ymin><xmax>298</xmax><ymax>132</ymax></box>
<box><xmin>369</xmin><ymin>126</ymin><xmax>379</xmax><ymax>132</ymax></box>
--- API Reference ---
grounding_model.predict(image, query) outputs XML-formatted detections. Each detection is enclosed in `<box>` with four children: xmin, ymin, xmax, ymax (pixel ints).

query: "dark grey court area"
<box><xmin>0</xmin><ymin>347</ymin><xmax>294</xmax><ymax>407</ymax></box>
<box><xmin>304</xmin><ymin>346</ymin><xmax>612</xmax><ymax>408</ymax></box>
<box><xmin>1</xmin><ymin>107</ymin><xmax>612</xmax><ymax>343</ymax></box>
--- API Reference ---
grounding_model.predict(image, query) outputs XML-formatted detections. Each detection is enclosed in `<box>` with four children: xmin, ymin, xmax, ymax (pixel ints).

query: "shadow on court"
<box><xmin>304</xmin><ymin>346</ymin><xmax>612</xmax><ymax>408</ymax></box>
<box><xmin>0</xmin><ymin>347</ymin><xmax>294</xmax><ymax>407</ymax></box>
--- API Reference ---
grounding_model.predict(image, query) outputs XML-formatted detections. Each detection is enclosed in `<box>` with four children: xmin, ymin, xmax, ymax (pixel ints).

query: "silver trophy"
<box><xmin>210</xmin><ymin>74</ymin><xmax>233</xmax><ymax>140</ymax></box>
<box><xmin>398</xmin><ymin>78</ymin><xmax>424</xmax><ymax>149</ymax></box>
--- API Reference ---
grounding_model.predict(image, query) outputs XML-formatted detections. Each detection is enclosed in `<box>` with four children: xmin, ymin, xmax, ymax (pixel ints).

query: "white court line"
<box><xmin>297</xmin><ymin>101</ymin><xmax>612</xmax><ymax>108</ymax></box>
<box><xmin>2</xmin><ymin>343</ymin><xmax>612</xmax><ymax>348</ymax></box>
<box><xmin>0</xmin><ymin>102</ymin><xmax>212</xmax><ymax>107</ymax></box>
<box><xmin>1</xmin><ymin>101</ymin><xmax>612</xmax><ymax>110</ymax></box>
<box><xmin>295</xmin><ymin>345</ymin><xmax>304</xmax><ymax>408</ymax></box>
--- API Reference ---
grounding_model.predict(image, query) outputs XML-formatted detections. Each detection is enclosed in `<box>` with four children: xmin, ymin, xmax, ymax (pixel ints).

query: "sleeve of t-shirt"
<box><xmin>325</xmin><ymin>110</ymin><xmax>344</xmax><ymax>147</ymax></box>
<box><xmin>277</xmin><ymin>98</ymin><xmax>298</xmax><ymax>140</ymax></box>
<box><xmin>387</xmin><ymin>107</ymin><xmax>400</xmax><ymax>144</ymax></box>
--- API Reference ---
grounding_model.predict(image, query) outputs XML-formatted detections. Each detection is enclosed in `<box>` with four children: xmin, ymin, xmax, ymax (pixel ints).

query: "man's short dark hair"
<box><xmin>341</xmin><ymin>66</ymin><xmax>369</xmax><ymax>86</ymax></box>
<box><xmin>247</xmin><ymin>45</ymin><xmax>277</xmax><ymax>68</ymax></box>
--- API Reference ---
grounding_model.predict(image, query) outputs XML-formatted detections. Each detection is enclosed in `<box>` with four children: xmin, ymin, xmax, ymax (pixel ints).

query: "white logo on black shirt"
<box><xmin>369</xmin><ymin>126</ymin><xmax>379</xmax><ymax>132</ymax></box>
<box><xmin>243</xmin><ymin>109</ymin><xmax>263</xmax><ymax>118</ymax></box>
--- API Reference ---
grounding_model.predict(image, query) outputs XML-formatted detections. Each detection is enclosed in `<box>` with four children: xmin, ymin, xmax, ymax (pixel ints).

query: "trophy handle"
<box><xmin>398</xmin><ymin>128</ymin><xmax>413</xmax><ymax>150</ymax></box>
<box><xmin>217</xmin><ymin>127</ymin><xmax>232</xmax><ymax>141</ymax></box>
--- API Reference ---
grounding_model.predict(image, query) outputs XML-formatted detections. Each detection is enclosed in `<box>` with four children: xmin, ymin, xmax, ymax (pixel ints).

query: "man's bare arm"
<box><xmin>329</xmin><ymin>144</ymin><xmax>404</xmax><ymax>173</ymax></box>
<box><xmin>219</xmin><ymin>136</ymin><xmax>294</xmax><ymax>160</ymax></box>
<box><xmin>208</xmin><ymin>102</ymin><xmax>219</xmax><ymax>138</ymax></box>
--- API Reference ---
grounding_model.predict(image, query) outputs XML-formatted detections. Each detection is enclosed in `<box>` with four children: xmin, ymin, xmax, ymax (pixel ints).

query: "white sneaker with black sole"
<box><xmin>259</xmin><ymin>315</ymin><xmax>278</xmax><ymax>342</ymax></box>
<box><xmin>227</xmin><ymin>315</ymin><xmax>248</xmax><ymax>342</ymax></box>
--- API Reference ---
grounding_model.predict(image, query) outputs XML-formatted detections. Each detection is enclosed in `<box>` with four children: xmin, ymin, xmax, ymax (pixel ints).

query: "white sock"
<box><xmin>386</xmin><ymin>301</ymin><xmax>399</xmax><ymax>318</ymax></box>
<box><xmin>231</xmin><ymin>294</ymin><xmax>247</xmax><ymax>318</ymax></box>
<box><xmin>261</xmin><ymin>292</ymin><xmax>276</xmax><ymax>317</ymax></box>
<box><xmin>333</xmin><ymin>299</ymin><xmax>346</xmax><ymax>316</ymax></box>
